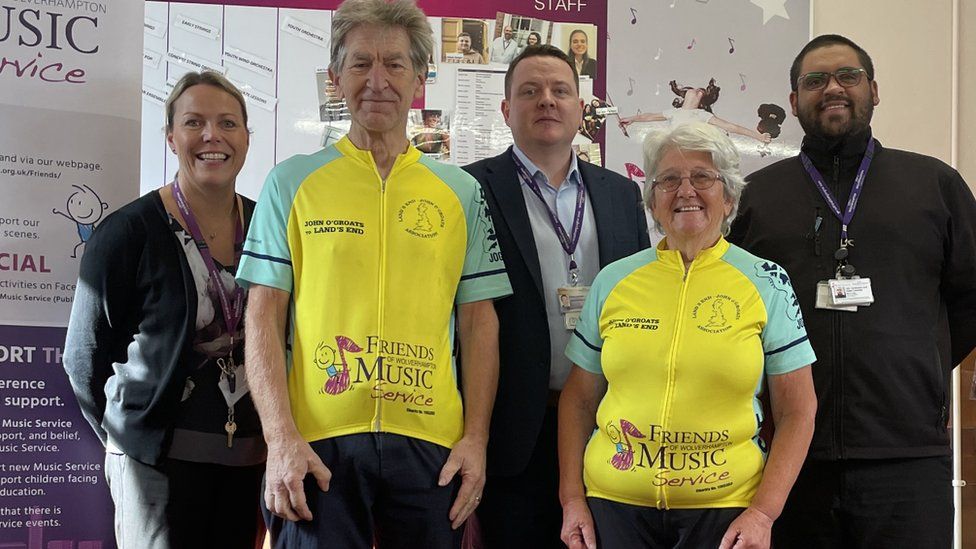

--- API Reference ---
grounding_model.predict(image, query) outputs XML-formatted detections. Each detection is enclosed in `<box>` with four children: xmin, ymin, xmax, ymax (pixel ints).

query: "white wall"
<box><xmin>813</xmin><ymin>0</ymin><xmax>974</xmax><ymax>194</ymax></box>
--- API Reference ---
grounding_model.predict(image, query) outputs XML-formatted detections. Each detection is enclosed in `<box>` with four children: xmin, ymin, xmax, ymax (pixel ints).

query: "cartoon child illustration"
<box><xmin>314</xmin><ymin>342</ymin><xmax>338</xmax><ymax>374</ymax></box>
<box><xmin>314</xmin><ymin>341</ymin><xmax>347</xmax><ymax>395</ymax></box>
<box><xmin>315</xmin><ymin>336</ymin><xmax>363</xmax><ymax>395</ymax></box>
<box><xmin>608</xmin><ymin>418</ymin><xmax>646</xmax><ymax>471</ymax></box>
<box><xmin>53</xmin><ymin>184</ymin><xmax>108</xmax><ymax>258</ymax></box>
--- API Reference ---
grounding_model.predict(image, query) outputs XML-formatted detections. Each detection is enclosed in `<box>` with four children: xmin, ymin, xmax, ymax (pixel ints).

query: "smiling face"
<box><xmin>503</xmin><ymin>26</ymin><xmax>513</xmax><ymax>40</ymax></box>
<box><xmin>570</xmin><ymin>31</ymin><xmax>588</xmax><ymax>57</ymax></box>
<box><xmin>650</xmin><ymin>148</ymin><xmax>731</xmax><ymax>247</ymax></box>
<box><xmin>167</xmin><ymin>84</ymin><xmax>249</xmax><ymax>192</ymax></box>
<box><xmin>790</xmin><ymin>44</ymin><xmax>879</xmax><ymax>139</ymax></box>
<box><xmin>527</xmin><ymin>33</ymin><xmax>539</xmax><ymax>46</ymax></box>
<box><xmin>66</xmin><ymin>188</ymin><xmax>105</xmax><ymax>223</ymax></box>
<box><xmin>501</xmin><ymin>55</ymin><xmax>583</xmax><ymax>151</ymax></box>
<box><xmin>457</xmin><ymin>34</ymin><xmax>472</xmax><ymax>53</ymax></box>
<box><xmin>315</xmin><ymin>344</ymin><xmax>336</xmax><ymax>367</ymax></box>
<box><xmin>423</xmin><ymin>112</ymin><xmax>441</xmax><ymax>128</ymax></box>
<box><xmin>330</xmin><ymin>24</ymin><xmax>425</xmax><ymax>140</ymax></box>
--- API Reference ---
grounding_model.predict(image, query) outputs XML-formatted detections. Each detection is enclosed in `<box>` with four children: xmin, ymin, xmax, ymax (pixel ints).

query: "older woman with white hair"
<box><xmin>557</xmin><ymin>122</ymin><xmax>817</xmax><ymax>549</ymax></box>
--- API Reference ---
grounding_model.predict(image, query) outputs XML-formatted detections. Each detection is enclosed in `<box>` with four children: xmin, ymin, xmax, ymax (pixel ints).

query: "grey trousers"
<box><xmin>104</xmin><ymin>453</ymin><xmax>264</xmax><ymax>549</ymax></box>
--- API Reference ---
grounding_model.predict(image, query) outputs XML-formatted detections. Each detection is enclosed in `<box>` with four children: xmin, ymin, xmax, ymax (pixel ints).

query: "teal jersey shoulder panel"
<box><xmin>721</xmin><ymin>243</ymin><xmax>816</xmax><ymax>374</ymax></box>
<box><xmin>417</xmin><ymin>155</ymin><xmax>512</xmax><ymax>303</ymax></box>
<box><xmin>237</xmin><ymin>147</ymin><xmax>343</xmax><ymax>292</ymax></box>
<box><xmin>566</xmin><ymin>248</ymin><xmax>659</xmax><ymax>374</ymax></box>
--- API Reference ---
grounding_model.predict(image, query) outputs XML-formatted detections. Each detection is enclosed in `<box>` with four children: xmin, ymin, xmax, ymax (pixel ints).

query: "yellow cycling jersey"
<box><xmin>237</xmin><ymin>137</ymin><xmax>511</xmax><ymax>449</ymax></box>
<box><xmin>566</xmin><ymin>238</ymin><xmax>815</xmax><ymax>509</ymax></box>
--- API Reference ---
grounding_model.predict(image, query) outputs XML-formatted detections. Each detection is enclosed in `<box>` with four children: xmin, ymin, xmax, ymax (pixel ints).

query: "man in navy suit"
<box><xmin>464</xmin><ymin>45</ymin><xmax>650</xmax><ymax>548</ymax></box>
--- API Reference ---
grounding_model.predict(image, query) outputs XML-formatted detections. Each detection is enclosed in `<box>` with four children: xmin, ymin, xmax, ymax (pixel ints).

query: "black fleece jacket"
<box><xmin>730</xmin><ymin>128</ymin><xmax>976</xmax><ymax>460</ymax></box>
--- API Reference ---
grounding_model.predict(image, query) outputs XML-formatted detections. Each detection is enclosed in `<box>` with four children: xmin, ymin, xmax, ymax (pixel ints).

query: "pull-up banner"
<box><xmin>0</xmin><ymin>0</ymin><xmax>143</xmax><ymax>546</ymax></box>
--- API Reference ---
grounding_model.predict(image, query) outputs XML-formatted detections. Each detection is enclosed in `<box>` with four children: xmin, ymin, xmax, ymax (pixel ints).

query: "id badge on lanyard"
<box><xmin>806</xmin><ymin>140</ymin><xmax>877</xmax><ymax>312</ymax></box>
<box><xmin>512</xmin><ymin>152</ymin><xmax>591</xmax><ymax>329</ymax></box>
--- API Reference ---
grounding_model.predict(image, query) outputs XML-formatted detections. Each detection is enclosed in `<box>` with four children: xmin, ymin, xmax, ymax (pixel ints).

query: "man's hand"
<box><xmin>718</xmin><ymin>506</ymin><xmax>773</xmax><ymax>549</ymax></box>
<box><xmin>264</xmin><ymin>432</ymin><xmax>332</xmax><ymax>522</ymax></box>
<box><xmin>560</xmin><ymin>496</ymin><xmax>597</xmax><ymax>549</ymax></box>
<box><xmin>438</xmin><ymin>434</ymin><xmax>487</xmax><ymax>529</ymax></box>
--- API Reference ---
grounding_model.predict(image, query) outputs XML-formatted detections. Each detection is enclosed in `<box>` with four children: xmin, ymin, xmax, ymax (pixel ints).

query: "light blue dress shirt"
<box><xmin>512</xmin><ymin>145</ymin><xmax>599</xmax><ymax>390</ymax></box>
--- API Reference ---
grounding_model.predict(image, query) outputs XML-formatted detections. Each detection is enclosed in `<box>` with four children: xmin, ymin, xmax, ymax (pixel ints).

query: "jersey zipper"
<box><xmin>658</xmin><ymin>259</ymin><xmax>694</xmax><ymax>508</ymax></box>
<box><xmin>374</xmin><ymin>160</ymin><xmax>389</xmax><ymax>433</ymax></box>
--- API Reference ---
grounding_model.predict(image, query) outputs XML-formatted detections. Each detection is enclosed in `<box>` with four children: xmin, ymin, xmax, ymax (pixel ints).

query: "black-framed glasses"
<box><xmin>651</xmin><ymin>170</ymin><xmax>724</xmax><ymax>192</ymax></box>
<box><xmin>796</xmin><ymin>68</ymin><xmax>867</xmax><ymax>91</ymax></box>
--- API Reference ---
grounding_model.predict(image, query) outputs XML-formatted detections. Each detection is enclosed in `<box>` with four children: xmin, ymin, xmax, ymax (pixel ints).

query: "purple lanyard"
<box><xmin>511</xmin><ymin>152</ymin><xmax>586</xmax><ymax>279</ymax></box>
<box><xmin>799</xmin><ymin>138</ymin><xmax>875</xmax><ymax>247</ymax></box>
<box><xmin>172</xmin><ymin>180</ymin><xmax>245</xmax><ymax>337</ymax></box>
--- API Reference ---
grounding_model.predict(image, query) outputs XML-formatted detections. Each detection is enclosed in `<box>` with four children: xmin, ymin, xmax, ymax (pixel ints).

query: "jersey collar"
<box><xmin>336</xmin><ymin>136</ymin><xmax>422</xmax><ymax>171</ymax></box>
<box><xmin>655</xmin><ymin>236</ymin><xmax>730</xmax><ymax>271</ymax></box>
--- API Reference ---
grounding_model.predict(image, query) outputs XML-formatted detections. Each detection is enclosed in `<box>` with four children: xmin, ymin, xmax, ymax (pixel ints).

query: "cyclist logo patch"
<box><xmin>692</xmin><ymin>295</ymin><xmax>741</xmax><ymax>334</ymax></box>
<box><xmin>398</xmin><ymin>198</ymin><xmax>444</xmax><ymax>238</ymax></box>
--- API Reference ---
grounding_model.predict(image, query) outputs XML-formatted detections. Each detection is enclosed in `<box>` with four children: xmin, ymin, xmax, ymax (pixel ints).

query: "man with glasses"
<box><xmin>730</xmin><ymin>34</ymin><xmax>976</xmax><ymax>548</ymax></box>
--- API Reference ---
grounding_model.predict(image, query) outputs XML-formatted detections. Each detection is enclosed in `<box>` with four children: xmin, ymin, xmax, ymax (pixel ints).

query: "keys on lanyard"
<box><xmin>217</xmin><ymin>336</ymin><xmax>238</xmax><ymax>395</ymax></box>
<box><xmin>833</xmin><ymin>246</ymin><xmax>856</xmax><ymax>278</ymax></box>
<box><xmin>225</xmin><ymin>407</ymin><xmax>237</xmax><ymax>448</ymax></box>
<box><xmin>217</xmin><ymin>355</ymin><xmax>237</xmax><ymax>393</ymax></box>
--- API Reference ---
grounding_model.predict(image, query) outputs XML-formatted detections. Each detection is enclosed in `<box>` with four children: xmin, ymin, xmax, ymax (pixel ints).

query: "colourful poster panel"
<box><xmin>1</xmin><ymin>0</ymin><xmax>143</xmax><ymax>546</ymax></box>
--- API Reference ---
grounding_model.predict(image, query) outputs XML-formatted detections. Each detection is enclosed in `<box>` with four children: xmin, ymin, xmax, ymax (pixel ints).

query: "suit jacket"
<box><xmin>464</xmin><ymin>148</ymin><xmax>650</xmax><ymax>476</ymax></box>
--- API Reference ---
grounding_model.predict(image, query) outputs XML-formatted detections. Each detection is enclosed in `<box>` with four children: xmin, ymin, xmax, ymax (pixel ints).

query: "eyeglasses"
<box><xmin>796</xmin><ymin>68</ymin><xmax>868</xmax><ymax>91</ymax></box>
<box><xmin>651</xmin><ymin>170</ymin><xmax>724</xmax><ymax>192</ymax></box>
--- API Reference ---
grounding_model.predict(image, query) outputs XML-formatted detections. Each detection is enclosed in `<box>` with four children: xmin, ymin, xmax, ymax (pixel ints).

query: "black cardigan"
<box><xmin>63</xmin><ymin>190</ymin><xmax>255</xmax><ymax>466</ymax></box>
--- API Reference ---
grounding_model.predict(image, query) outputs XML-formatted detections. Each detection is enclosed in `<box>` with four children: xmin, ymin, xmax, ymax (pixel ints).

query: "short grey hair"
<box><xmin>641</xmin><ymin>122</ymin><xmax>746</xmax><ymax>235</ymax></box>
<box><xmin>329</xmin><ymin>0</ymin><xmax>433</xmax><ymax>76</ymax></box>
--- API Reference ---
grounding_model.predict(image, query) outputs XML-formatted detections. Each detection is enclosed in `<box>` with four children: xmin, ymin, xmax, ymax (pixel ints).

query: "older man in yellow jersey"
<box><xmin>237</xmin><ymin>1</ymin><xmax>511</xmax><ymax>547</ymax></box>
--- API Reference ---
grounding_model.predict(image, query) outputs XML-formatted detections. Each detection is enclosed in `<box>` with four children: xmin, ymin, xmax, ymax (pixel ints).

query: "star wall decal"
<box><xmin>750</xmin><ymin>0</ymin><xmax>790</xmax><ymax>25</ymax></box>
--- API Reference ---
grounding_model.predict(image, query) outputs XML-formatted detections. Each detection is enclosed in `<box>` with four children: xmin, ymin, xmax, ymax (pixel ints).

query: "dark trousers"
<box><xmin>265</xmin><ymin>433</ymin><xmax>462</xmax><ymax>549</ymax></box>
<box><xmin>588</xmin><ymin>497</ymin><xmax>743</xmax><ymax>549</ymax></box>
<box><xmin>104</xmin><ymin>453</ymin><xmax>265</xmax><ymax>549</ymax></box>
<box><xmin>478</xmin><ymin>405</ymin><xmax>564</xmax><ymax>549</ymax></box>
<box><xmin>773</xmin><ymin>456</ymin><xmax>953</xmax><ymax>549</ymax></box>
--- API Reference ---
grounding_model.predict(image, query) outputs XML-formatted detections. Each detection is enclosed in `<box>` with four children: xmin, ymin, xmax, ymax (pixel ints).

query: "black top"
<box><xmin>730</xmin><ymin>129</ymin><xmax>976</xmax><ymax>459</ymax></box>
<box><xmin>63</xmin><ymin>190</ymin><xmax>256</xmax><ymax>466</ymax></box>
